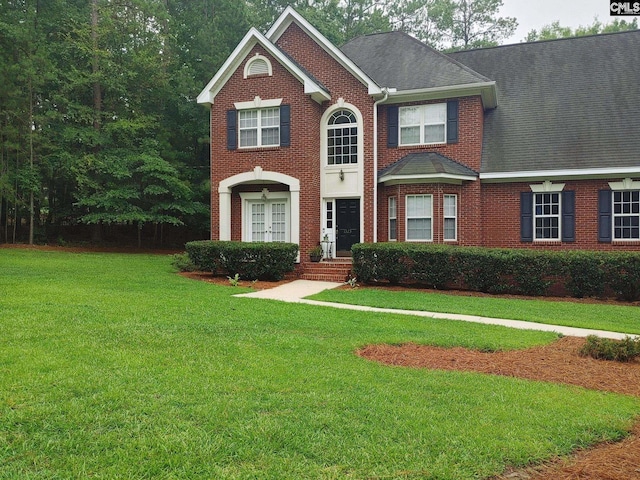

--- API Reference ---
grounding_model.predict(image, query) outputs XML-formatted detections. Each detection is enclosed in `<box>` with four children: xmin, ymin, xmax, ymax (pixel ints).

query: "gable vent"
<box><xmin>249</xmin><ymin>59</ymin><xmax>268</xmax><ymax>76</ymax></box>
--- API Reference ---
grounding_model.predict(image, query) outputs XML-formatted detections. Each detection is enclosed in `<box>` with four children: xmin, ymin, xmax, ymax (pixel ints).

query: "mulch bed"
<box><xmin>358</xmin><ymin>337</ymin><xmax>640</xmax><ymax>480</ymax></box>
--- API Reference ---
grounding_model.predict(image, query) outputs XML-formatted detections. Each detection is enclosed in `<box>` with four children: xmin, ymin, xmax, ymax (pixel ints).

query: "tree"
<box><xmin>525</xmin><ymin>17</ymin><xmax>638</xmax><ymax>42</ymax></box>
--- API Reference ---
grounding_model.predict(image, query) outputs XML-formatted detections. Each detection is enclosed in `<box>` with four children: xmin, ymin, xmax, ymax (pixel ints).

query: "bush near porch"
<box><xmin>352</xmin><ymin>243</ymin><xmax>640</xmax><ymax>301</ymax></box>
<box><xmin>185</xmin><ymin>240</ymin><xmax>298</xmax><ymax>281</ymax></box>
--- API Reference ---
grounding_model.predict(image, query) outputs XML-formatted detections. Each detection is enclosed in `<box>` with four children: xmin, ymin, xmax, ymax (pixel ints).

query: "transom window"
<box><xmin>443</xmin><ymin>194</ymin><xmax>457</xmax><ymax>241</ymax></box>
<box><xmin>534</xmin><ymin>193</ymin><xmax>560</xmax><ymax>240</ymax></box>
<box><xmin>239</xmin><ymin>107</ymin><xmax>279</xmax><ymax>148</ymax></box>
<box><xmin>406</xmin><ymin>195</ymin><xmax>432</xmax><ymax>241</ymax></box>
<box><xmin>389</xmin><ymin>197</ymin><xmax>397</xmax><ymax>241</ymax></box>
<box><xmin>399</xmin><ymin>103</ymin><xmax>446</xmax><ymax>146</ymax></box>
<box><xmin>327</xmin><ymin>110</ymin><xmax>357</xmax><ymax>165</ymax></box>
<box><xmin>613</xmin><ymin>190</ymin><xmax>640</xmax><ymax>239</ymax></box>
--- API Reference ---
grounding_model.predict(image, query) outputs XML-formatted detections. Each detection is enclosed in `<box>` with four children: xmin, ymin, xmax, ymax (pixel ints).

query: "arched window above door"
<box><xmin>327</xmin><ymin>109</ymin><xmax>358</xmax><ymax>165</ymax></box>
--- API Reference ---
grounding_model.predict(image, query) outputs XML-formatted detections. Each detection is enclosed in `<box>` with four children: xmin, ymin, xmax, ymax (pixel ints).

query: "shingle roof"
<box><xmin>378</xmin><ymin>152</ymin><xmax>478</xmax><ymax>183</ymax></box>
<box><xmin>449</xmin><ymin>31</ymin><xmax>640</xmax><ymax>175</ymax></box>
<box><xmin>341</xmin><ymin>31</ymin><xmax>491</xmax><ymax>90</ymax></box>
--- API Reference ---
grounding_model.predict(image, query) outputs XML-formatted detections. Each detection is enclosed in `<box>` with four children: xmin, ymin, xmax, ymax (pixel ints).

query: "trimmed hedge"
<box><xmin>185</xmin><ymin>241</ymin><xmax>298</xmax><ymax>281</ymax></box>
<box><xmin>351</xmin><ymin>243</ymin><xmax>640</xmax><ymax>301</ymax></box>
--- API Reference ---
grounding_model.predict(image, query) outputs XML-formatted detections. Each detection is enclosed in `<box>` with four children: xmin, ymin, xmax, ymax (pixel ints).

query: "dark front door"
<box><xmin>336</xmin><ymin>199</ymin><xmax>360</xmax><ymax>256</ymax></box>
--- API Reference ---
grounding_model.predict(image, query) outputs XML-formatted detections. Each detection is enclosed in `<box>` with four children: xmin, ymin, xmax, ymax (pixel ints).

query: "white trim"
<box><xmin>197</xmin><ymin>28</ymin><xmax>329</xmax><ymax>106</ymax></box>
<box><xmin>529</xmin><ymin>181</ymin><xmax>565</xmax><ymax>193</ymax></box>
<box><xmin>385</xmin><ymin>82</ymin><xmax>498</xmax><ymax>110</ymax></box>
<box><xmin>217</xmin><ymin>168</ymin><xmax>300</xmax><ymax>259</ymax></box>
<box><xmin>266</xmin><ymin>7</ymin><xmax>382</xmax><ymax>96</ymax></box>
<box><xmin>243</xmin><ymin>54</ymin><xmax>272</xmax><ymax>78</ymax></box>
<box><xmin>234</xmin><ymin>97</ymin><xmax>282</xmax><ymax>110</ymax></box>
<box><xmin>482</xmin><ymin>167</ymin><xmax>640</xmax><ymax>182</ymax></box>
<box><xmin>388</xmin><ymin>196</ymin><xmax>397</xmax><ymax>241</ymax></box>
<box><xmin>532</xmin><ymin>191</ymin><xmax>562</xmax><ymax>242</ymax></box>
<box><xmin>609</xmin><ymin>178</ymin><xmax>640</xmax><ymax>190</ymax></box>
<box><xmin>378</xmin><ymin>173</ymin><xmax>477</xmax><ymax>186</ymax></box>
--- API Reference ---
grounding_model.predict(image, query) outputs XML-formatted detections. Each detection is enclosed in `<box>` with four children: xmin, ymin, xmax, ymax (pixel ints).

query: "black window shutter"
<box><xmin>520</xmin><ymin>191</ymin><xmax>533</xmax><ymax>242</ymax></box>
<box><xmin>387</xmin><ymin>105</ymin><xmax>398</xmax><ymax>148</ymax></box>
<box><xmin>280</xmin><ymin>104</ymin><xmax>290</xmax><ymax>147</ymax></box>
<box><xmin>598</xmin><ymin>189</ymin><xmax>612</xmax><ymax>243</ymax></box>
<box><xmin>561</xmin><ymin>190</ymin><xmax>575</xmax><ymax>242</ymax></box>
<box><xmin>446</xmin><ymin>100</ymin><xmax>459</xmax><ymax>144</ymax></box>
<box><xmin>227</xmin><ymin>109</ymin><xmax>237</xmax><ymax>151</ymax></box>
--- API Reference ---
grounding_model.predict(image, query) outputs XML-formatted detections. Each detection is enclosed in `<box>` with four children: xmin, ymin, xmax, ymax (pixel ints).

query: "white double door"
<box><xmin>248</xmin><ymin>200</ymin><xmax>288</xmax><ymax>242</ymax></box>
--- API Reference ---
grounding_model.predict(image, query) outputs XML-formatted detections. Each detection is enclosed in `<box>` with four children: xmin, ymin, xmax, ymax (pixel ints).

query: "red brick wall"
<box><xmin>482</xmin><ymin>180</ymin><xmax>640</xmax><ymax>250</ymax></box>
<box><xmin>377</xmin><ymin>96</ymin><xmax>484</xmax><ymax>172</ymax></box>
<box><xmin>210</xmin><ymin>41</ymin><xmax>324</xmax><ymax>257</ymax></box>
<box><xmin>276</xmin><ymin>23</ymin><xmax>377</xmax><ymax>243</ymax></box>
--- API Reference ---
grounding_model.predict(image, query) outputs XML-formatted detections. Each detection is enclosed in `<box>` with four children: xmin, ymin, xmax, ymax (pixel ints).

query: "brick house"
<box><xmin>197</xmin><ymin>7</ymin><xmax>640</xmax><ymax>274</ymax></box>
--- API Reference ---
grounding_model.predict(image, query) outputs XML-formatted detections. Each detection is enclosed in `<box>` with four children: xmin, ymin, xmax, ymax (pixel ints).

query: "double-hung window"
<box><xmin>239</xmin><ymin>107</ymin><xmax>280</xmax><ymax>148</ymax></box>
<box><xmin>534</xmin><ymin>192</ymin><xmax>560</xmax><ymax>240</ymax></box>
<box><xmin>388</xmin><ymin>197</ymin><xmax>397</xmax><ymax>241</ymax></box>
<box><xmin>399</xmin><ymin>104</ymin><xmax>446</xmax><ymax>146</ymax></box>
<box><xmin>406</xmin><ymin>195</ymin><xmax>432</xmax><ymax>241</ymax></box>
<box><xmin>613</xmin><ymin>190</ymin><xmax>640</xmax><ymax>240</ymax></box>
<box><xmin>443</xmin><ymin>194</ymin><xmax>457</xmax><ymax>241</ymax></box>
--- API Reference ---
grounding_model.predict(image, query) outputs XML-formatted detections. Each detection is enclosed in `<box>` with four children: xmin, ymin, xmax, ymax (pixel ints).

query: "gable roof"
<box><xmin>450</xmin><ymin>31</ymin><xmax>640</xmax><ymax>179</ymax></box>
<box><xmin>341</xmin><ymin>31</ymin><xmax>497</xmax><ymax>108</ymax></box>
<box><xmin>378</xmin><ymin>152</ymin><xmax>478</xmax><ymax>185</ymax></box>
<box><xmin>267</xmin><ymin>7</ymin><xmax>383</xmax><ymax>96</ymax></box>
<box><xmin>197</xmin><ymin>27</ymin><xmax>330</xmax><ymax>106</ymax></box>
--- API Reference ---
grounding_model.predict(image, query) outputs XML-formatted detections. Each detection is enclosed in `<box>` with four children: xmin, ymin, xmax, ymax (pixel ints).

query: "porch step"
<box><xmin>300</xmin><ymin>259</ymin><xmax>352</xmax><ymax>283</ymax></box>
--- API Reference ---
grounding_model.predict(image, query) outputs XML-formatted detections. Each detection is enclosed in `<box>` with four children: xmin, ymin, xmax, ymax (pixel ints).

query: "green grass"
<box><xmin>1</xmin><ymin>249</ymin><xmax>639</xmax><ymax>479</ymax></box>
<box><xmin>309</xmin><ymin>287</ymin><xmax>640</xmax><ymax>335</ymax></box>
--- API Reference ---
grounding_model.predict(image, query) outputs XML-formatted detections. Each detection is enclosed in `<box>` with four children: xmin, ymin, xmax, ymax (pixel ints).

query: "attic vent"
<box><xmin>244</xmin><ymin>54</ymin><xmax>272</xmax><ymax>78</ymax></box>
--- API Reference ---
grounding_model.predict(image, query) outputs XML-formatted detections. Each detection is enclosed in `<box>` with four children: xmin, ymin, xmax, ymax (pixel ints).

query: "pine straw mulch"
<box><xmin>358</xmin><ymin>337</ymin><xmax>640</xmax><ymax>480</ymax></box>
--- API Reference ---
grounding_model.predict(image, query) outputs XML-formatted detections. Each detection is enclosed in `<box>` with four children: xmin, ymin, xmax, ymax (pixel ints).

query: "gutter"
<box><xmin>372</xmin><ymin>88</ymin><xmax>389</xmax><ymax>243</ymax></box>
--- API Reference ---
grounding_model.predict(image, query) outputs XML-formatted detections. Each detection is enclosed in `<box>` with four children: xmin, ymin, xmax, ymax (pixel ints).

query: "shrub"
<box><xmin>579</xmin><ymin>335</ymin><xmax>640</xmax><ymax>362</ymax></box>
<box><xmin>604</xmin><ymin>253</ymin><xmax>640</xmax><ymax>301</ymax></box>
<box><xmin>185</xmin><ymin>241</ymin><xmax>298</xmax><ymax>281</ymax></box>
<box><xmin>562</xmin><ymin>251</ymin><xmax>606</xmax><ymax>298</ymax></box>
<box><xmin>185</xmin><ymin>240</ymin><xmax>223</xmax><ymax>272</ymax></box>
<box><xmin>171</xmin><ymin>252</ymin><xmax>198</xmax><ymax>272</ymax></box>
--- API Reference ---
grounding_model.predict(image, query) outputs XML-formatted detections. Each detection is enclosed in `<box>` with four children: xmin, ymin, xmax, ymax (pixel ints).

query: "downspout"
<box><xmin>372</xmin><ymin>88</ymin><xmax>389</xmax><ymax>243</ymax></box>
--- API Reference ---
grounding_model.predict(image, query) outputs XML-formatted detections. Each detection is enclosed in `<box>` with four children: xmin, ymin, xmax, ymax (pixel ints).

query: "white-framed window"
<box><xmin>239</xmin><ymin>107</ymin><xmax>280</xmax><ymax>148</ymax></box>
<box><xmin>388</xmin><ymin>197</ymin><xmax>397</xmax><ymax>241</ymax></box>
<box><xmin>327</xmin><ymin>109</ymin><xmax>358</xmax><ymax>165</ymax></box>
<box><xmin>406</xmin><ymin>195</ymin><xmax>432</xmax><ymax>241</ymax></box>
<box><xmin>613</xmin><ymin>190</ymin><xmax>640</xmax><ymax>240</ymax></box>
<box><xmin>399</xmin><ymin>103</ymin><xmax>446</xmax><ymax>146</ymax></box>
<box><xmin>534</xmin><ymin>192</ymin><xmax>561</xmax><ymax>240</ymax></box>
<box><xmin>443</xmin><ymin>194</ymin><xmax>457</xmax><ymax>241</ymax></box>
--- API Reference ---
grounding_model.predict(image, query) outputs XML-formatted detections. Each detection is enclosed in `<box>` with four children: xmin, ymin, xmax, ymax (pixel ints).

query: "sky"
<box><xmin>499</xmin><ymin>0</ymin><xmax>628</xmax><ymax>43</ymax></box>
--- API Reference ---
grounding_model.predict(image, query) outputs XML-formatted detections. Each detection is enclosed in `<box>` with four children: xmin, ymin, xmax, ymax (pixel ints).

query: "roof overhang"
<box><xmin>481</xmin><ymin>166</ymin><xmax>640</xmax><ymax>183</ymax></box>
<box><xmin>266</xmin><ymin>7</ymin><xmax>382</xmax><ymax>96</ymax></box>
<box><xmin>383</xmin><ymin>81</ymin><xmax>498</xmax><ymax>110</ymax></box>
<box><xmin>197</xmin><ymin>27</ymin><xmax>330</xmax><ymax>107</ymax></box>
<box><xmin>378</xmin><ymin>173</ymin><xmax>478</xmax><ymax>186</ymax></box>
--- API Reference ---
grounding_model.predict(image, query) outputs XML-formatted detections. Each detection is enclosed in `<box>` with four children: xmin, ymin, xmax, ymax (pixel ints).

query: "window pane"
<box><xmin>240</xmin><ymin>129</ymin><xmax>257</xmax><ymax>147</ymax></box>
<box><xmin>613</xmin><ymin>190</ymin><xmax>640</xmax><ymax>240</ymax></box>
<box><xmin>239</xmin><ymin>110</ymin><xmax>257</xmax><ymax>128</ymax></box>
<box><xmin>444</xmin><ymin>218</ymin><xmax>456</xmax><ymax>240</ymax></box>
<box><xmin>407</xmin><ymin>218</ymin><xmax>431</xmax><ymax>240</ymax></box>
<box><xmin>399</xmin><ymin>106</ymin><xmax>420</xmax><ymax>126</ymax></box>
<box><xmin>400</xmin><ymin>126</ymin><xmax>420</xmax><ymax>144</ymax></box>
<box><xmin>424</xmin><ymin>103</ymin><xmax>446</xmax><ymax>123</ymax></box>
<box><xmin>423</xmin><ymin>125</ymin><xmax>445</xmax><ymax>143</ymax></box>
<box><xmin>261</xmin><ymin>108</ymin><xmax>279</xmax><ymax>127</ymax></box>
<box><xmin>261</xmin><ymin>127</ymin><xmax>279</xmax><ymax>146</ymax></box>
<box><xmin>389</xmin><ymin>219</ymin><xmax>397</xmax><ymax>240</ymax></box>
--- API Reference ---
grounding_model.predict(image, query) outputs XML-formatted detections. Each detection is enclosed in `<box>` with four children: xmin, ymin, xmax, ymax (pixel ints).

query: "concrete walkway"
<box><xmin>235</xmin><ymin>280</ymin><xmax>635</xmax><ymax>340</ymax></box>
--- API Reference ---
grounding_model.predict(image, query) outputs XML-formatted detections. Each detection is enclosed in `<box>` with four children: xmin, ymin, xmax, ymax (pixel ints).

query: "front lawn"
<box><xmin>309</xmin><ymin>287</ymin><xmax>640</xmax><ymax>335</ymax></box>
<box><xmin>1</xmin><ymin>248</ymin><xmax>639</xmax><ymax>479</ymax></box>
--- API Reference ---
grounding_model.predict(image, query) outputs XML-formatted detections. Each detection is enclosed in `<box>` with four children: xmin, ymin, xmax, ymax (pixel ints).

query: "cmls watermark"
<box><xmin>610</xmin><ymin>1</ymin><xmax>640</xmax><ymax>15</ymax></box>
